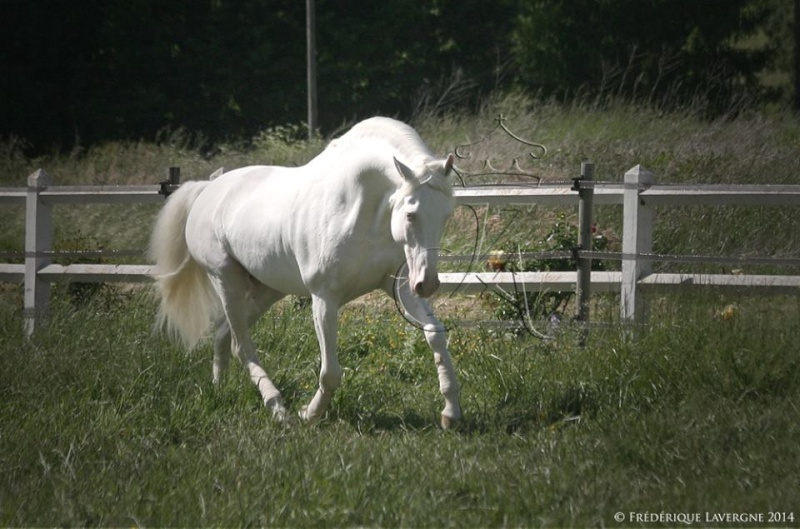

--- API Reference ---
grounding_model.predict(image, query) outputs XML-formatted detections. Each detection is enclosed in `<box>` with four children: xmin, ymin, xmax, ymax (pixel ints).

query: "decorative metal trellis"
<box><xmin>396</xmin><ymin>114</ymin><xmax>800</xmax><ymax>340</ymax></box>
<box><xmin>451</xmin><ymin>114</ymin><xmax>548</xmax><ymax>184</ymax></box>
<box><xmin>394</xmin><ymin>114</ymin><xmax>579</xmax><ymax>340</ymax></box>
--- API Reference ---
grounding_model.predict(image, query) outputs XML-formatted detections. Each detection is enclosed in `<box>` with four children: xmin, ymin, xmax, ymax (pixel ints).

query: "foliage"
<box><xmin>0</xmin><ymin>0</ymin><xmax>516</xmax><ymax>152</ymax></box>
<box><xmin>0</xmin><ymin>1</ymin><xmax>790</xmax><ymax>152</ymax></box>
<box><xmin>249</xmin><ymin>124</ymin><xmax>323</xmax><ymax>166</ymax></box>
<box><xmin>487</xmin><ymin>212</ymin><xmax>612</xmax><ymax>324</ymax></box>
<box><xmin>511</xmin><ymin>0</ymin><xmax>777</xmax><ymax>114</ymax></box>
<box><xmin>52</xmin><ymin>228</ymin><xmax>111</xmax><ymax>308</ymax></box>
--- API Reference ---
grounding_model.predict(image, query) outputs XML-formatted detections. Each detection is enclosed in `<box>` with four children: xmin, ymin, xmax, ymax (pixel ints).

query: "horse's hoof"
<box><xmin>440</xmin><ymin>414</ymin><xmax>461</xmax><ymax>430</ymax></box>
<box><xmin>265</xmin><ymin>397</ymin><xmax>292</xmax><ymax>425</ymax></box>
<box><xmin>298</xmin><ymin>405</ymin><xmax>319</xmax><ymax>424</ymax></box>
<box><xmin>271</xmin><ymin>407</ymin><xmax>293</xmax><ymax>426</ymax></box>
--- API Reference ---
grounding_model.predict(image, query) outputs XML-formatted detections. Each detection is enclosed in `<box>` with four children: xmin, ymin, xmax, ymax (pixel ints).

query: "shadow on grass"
<box><xmin>326</xmin><ymin>406</ymin><xmax>585</xmax><ymax>437</ymax></box>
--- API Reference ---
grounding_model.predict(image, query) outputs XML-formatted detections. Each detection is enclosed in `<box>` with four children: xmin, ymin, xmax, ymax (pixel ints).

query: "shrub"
<box><xmin>488</xmin><ymin>212</ymin><xmax>611</xmax><ymax>325</ymax></box>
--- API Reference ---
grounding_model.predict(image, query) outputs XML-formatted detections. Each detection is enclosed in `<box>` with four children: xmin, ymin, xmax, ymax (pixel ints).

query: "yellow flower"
<box><xmin>720</xmin><ymin>304</ymin><xmax>737</xmax><ymax>321</ymax></box>
<box><xmin>487</xmin><ymin>250</ymin><xmax>507</xmax><ymax>271</ymax></box>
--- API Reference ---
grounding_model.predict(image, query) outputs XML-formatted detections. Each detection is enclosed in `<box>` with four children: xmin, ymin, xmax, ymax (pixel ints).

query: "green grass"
<box><xmin>2</xmin><ymin>94</ymin><xmax>800</xmax><ymax>526</ymax></box>
<box><xmin>0</xmin><ymin>288</ymin><xmax>798</xmax><ymax>527</ymax></box>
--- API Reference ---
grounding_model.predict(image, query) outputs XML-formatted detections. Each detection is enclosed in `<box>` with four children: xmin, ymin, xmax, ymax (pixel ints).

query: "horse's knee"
<box><xmin>320</xmin><ymin>365</ymin><xmax>343</xmax><ymax>393</ymax></box>
<box><xmin>424</xmin><ymin>326</ymin><xmax>447</xmax><ymax>351</ymax></box>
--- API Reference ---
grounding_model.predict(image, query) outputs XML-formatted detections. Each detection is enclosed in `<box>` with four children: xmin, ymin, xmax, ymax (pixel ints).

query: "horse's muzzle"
<box><xmin>413</xmin><ymin>275</ymin><xmax>440</xmax><ymax>298</ymax></box>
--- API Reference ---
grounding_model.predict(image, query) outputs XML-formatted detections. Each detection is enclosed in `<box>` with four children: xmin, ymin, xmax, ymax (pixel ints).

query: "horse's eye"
<box><xmin>405</xmin><ymin>212</ymin><xmax>416</xmax><ymax>223</ymax></box>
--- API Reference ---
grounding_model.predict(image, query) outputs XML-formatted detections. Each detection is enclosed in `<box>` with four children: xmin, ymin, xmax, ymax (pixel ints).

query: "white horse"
<box><xmin>149</xmin><ymin>117</ymin><xmax>462</xmax><ymax>428</ymax></box>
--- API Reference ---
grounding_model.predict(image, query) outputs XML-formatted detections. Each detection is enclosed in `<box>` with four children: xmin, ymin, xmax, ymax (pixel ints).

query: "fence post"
<box><xmin>621</xmin><ymin>165</ymin><xmax>653</xmax><ymax>323</ymax></box>
<box><xmin>24</xmin><ymin>169</ymin><xmax>54</xmax><ymax>336</ymax></box>
<box><xmin>575</xmin><ymin>162</ymin><xmax>594</xmax><ymax>337</ymax></box>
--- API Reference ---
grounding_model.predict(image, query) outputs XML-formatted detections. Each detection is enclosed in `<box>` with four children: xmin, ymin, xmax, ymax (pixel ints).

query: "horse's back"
<box><xmin>207</xmin><ymin>164</ymin><xmax>296</xmax><ymax>193</ymax></box>
<box><xmin>193</xmin><ymin>165</ymin><xmax>313</xmax><ymax>217</ymax></box>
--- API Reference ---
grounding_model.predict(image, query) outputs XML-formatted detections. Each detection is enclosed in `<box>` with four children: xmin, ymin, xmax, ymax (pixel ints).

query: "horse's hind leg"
<box><xmin>208</xmin><ymin>263</ymin><xmax>288</xmax><ymax>421</ymax></box>
<box><xmin>212</xmin><ymin>315</ymin><xmax>232</xmax><ymax>384</ymax></box>
<box><xmin>212</xmin><ymin>282</ymin><xmax>285</xmax><ymax>384</ymax></box>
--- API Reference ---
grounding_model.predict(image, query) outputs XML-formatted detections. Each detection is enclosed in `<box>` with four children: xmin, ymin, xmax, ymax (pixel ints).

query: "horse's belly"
<box><xmin>224</xmin><ymin>237</ymin><xmax>307</xmax><ymax>296</ymax></box>
<box><xmin>250</xmin><ymin>261</ymin><xmax>310</xmax><ymax>296</ymax></box>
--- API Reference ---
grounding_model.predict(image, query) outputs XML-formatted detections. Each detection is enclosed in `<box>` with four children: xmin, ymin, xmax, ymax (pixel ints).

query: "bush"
<box><xmin>487</xmin><ymin>213</ymin><xmax>612</xmax><ymax>325</ymax></box>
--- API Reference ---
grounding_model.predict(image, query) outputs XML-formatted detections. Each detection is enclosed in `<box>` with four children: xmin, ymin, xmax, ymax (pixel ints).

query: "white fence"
<box><xmin>2</xmin><ymin>165</ymin><xmax>800</xmax><ymax>335</ymax></box>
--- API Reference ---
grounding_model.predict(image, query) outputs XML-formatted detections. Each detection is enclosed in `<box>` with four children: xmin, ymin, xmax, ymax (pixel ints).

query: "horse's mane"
<box><xmin>323</xmin><ymin>117</ymin><xmax>452</xmax><ymax>195</ymax></box>
<box><xmin>338</xmin><ymin>117</ymin><xmax>433</xmax><ymax>161</ymax></box>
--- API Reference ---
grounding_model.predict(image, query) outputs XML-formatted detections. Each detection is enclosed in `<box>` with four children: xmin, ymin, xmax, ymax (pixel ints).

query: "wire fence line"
<box><xmin>440</xmin><ymin>251</ymin><xmax>800</xmax><ymax>268</ymax></box>
<box><xmin>0</xmin><ymin>249</ymin><xmax>147</xmax><ymax>259</ymax></box>
<box><xmin>5</xmin><ymin>245</ymin><xmax>798</xmax><ymax>269</ymax></box>
<box><xmin>2</xmin><ymin>163</ymin><xmax>800</xmax><ymax>336</ymax></box>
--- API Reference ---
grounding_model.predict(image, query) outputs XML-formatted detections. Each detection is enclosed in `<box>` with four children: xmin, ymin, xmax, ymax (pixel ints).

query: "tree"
<box><xmin>511</xmin><ymin>0</ymin><xmax>776</xmax><ymax>113</ymax></box>
<box><xmin>795</xmin><ymin>0</ymin><xmax>800</xmax><ymax>110</ymax></box>
<box><xmin>315</xmin><ymin>0</ymin><xmax>517</xmax><ymax>125</ymax></box>
<box><xmin>0</xmin><ymin>0</ymin><xmax>786</xmax><ymax>152</ymax></box>
<box><xmin>1</xmin><ymin>0</ymin><xmax>307</xmax><ymax>150</ymax></box>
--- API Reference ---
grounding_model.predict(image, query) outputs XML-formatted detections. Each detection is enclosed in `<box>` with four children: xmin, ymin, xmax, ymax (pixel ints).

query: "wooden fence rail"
<box><xmin>2</xmin><ymin>165</ymin><xmax>800</xmax><ymax>335</ymax></box>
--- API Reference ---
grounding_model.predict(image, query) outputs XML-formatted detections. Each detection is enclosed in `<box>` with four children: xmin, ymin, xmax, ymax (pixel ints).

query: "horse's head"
<box><xmin>390</xmin><ymin>154</ymin><xmax>455</xmax><ymax>298</ymax></box>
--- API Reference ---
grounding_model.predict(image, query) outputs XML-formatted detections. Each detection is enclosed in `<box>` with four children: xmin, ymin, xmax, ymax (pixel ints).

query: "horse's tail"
<box><xmin>149</xmin><ymin>181</ymin><xmax>219</xmax><ymax>350</ymax></box>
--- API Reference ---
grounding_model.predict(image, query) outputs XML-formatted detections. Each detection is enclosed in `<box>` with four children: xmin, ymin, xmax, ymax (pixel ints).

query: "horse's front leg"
<box><xmin>389</xmin><ymin>281</ymin><xmax>462</xmax><ymax>429</ymax></box>
<box><xmin>299</xmin><ymin>294</ymin><xmax>343</xmax><ymax>423</ymax></box>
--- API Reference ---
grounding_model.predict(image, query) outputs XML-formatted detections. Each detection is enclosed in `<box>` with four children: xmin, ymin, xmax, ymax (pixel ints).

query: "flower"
<box><xmin>720</xmin><ymin>304</ymin><xmax>737</xmax><ymax>321</ymax></box>
<box><xmin>487</xmin><ymin>250</ymin><xmax>507</xmax><ymax>271</ymax></box>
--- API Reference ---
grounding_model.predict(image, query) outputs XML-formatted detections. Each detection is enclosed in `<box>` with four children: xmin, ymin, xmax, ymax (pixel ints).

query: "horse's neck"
<box><xmin>354</xmin><ymin>166</ymin><xmax>399</xmax><ymax>229</ymax></box>
<box><xmin>327</xmin><ymin>157</ymin><xmax>401</xmax><ymax>240</ymax></box>
<box><xmin>311</xmin><ymin>144</ymin><xmax>400</xmax><ymax>193</ymax></box>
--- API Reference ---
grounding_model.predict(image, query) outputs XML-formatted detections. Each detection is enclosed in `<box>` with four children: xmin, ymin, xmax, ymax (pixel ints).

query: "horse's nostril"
<box><xmin>413</xmin><ymin>278</ymin><xmax>440</xmax><ymax>297</ymax></box>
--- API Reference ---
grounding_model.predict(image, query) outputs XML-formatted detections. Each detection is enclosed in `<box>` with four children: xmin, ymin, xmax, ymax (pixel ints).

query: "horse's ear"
<box><xmin>423</xmin><ymin>154</ymin><xmax>455</xmax><ymax>178</ymax></box>
<box><xmin>444</xmin><ymin>153</ymin><xmax>455</xmax><ymax>176</ymax></box>
<box><xmin>393</xmin><ymin>157</ymin><xmax>417</xmax><ymax>183</ymax></box>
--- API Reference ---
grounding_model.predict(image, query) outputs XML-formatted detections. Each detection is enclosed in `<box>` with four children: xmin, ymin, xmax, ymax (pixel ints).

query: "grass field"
<box><xmin>1</xmin><ymin>95</ymin><xmax>799</xmax><ymax>526</ymax></box>
<box><xmin>1</xmin><ymin>289</ymin><xmax>798</xmax><ymax>527</ymax></box>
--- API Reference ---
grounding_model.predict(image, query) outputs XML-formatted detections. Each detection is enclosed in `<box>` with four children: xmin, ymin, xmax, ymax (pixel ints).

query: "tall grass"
<box><xmin>417</xmin><ymin>93</ymin><xmax>800</xmax><ymax>276</ymax></box>
<box><xmin>3</xmin><ymin>94</ymin><xmax>798</xmax><ymax>265</ymax></box>
<box><xmin>1</xmin><ymin>94</ymin><xmax>799</xmax><ymax>526</ymax></box>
